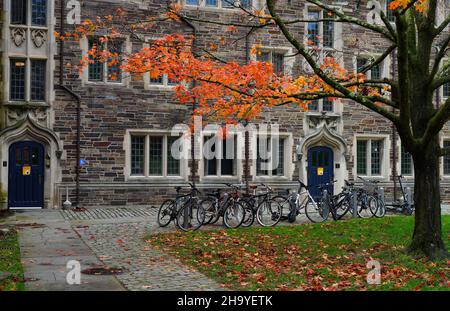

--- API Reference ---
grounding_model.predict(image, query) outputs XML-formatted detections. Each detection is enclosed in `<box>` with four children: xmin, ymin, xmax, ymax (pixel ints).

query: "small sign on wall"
<box><xmin>317</xmin><ymin>167</ymin><xmax>324</xmax><ymax>176</ymax></box>
<box><xmin>22</xmin><ymin>165</ymin><xmax>31</xmax><ymax>176</ymax></box>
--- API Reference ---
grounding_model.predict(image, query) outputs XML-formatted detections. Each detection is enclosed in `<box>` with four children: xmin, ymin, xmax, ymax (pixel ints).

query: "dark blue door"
<box><xmin>8</xmin><ymin>141</ymin><xmax>45</xmax><ymax>209</ymax></box>
<box><xmin>307</xmin><ymin>146</ymin><xmax>334</xmax><ymax>199</ymax></box>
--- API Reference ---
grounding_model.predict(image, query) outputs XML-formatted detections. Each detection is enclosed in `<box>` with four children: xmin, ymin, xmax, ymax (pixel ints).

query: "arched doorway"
<box><xmin>307</xmin><ymin>146</ymin><xmax>334</xmax><ymax>199</ymax></box>
<box><xmin>8</xmin><ymin>141</ymin><xmax>45</xmax><ymax>209</ymax></box>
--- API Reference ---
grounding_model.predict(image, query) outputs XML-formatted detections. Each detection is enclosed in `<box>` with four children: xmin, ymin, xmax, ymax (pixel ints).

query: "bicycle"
<box><xmin>356</xmin><ymin>177</ymin><xmax>385</xmax><ymax>218</ymax></box>
<box><xmin>384</xmin><ymin>175</ymin><xmax>414</xmax><ymax>215</ymax></box>
<box><xmin>199</xmin><ymin>184</ymin><xmax>246</xmax><ymax>229</ymax></box>
<box><xmin>277</xmin><ymin>180</ymin><xmax>323</xmax><ymax>224</ymax></box>
<box><xmin>157</xmin><ymin>183</ymin><xmax>205</xmax><ymax>232</ymax></box>
<box><xmin>252</xmin><ymin>183</ymin><xmax>284</xmax><ymax>227</ymax></box>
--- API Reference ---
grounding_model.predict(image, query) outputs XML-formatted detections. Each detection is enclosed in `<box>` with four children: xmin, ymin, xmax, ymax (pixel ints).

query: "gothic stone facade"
<box><xmin>1</xmin><ymin>0</ymin><xmax>450</xmax><ymax>209</ymax></box>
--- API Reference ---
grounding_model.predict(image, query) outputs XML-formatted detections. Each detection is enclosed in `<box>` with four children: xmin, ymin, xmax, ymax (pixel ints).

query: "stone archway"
<box><xmin>298</xmin><ymin>124</ymin><xmax>349</xmax><ymax>194</ymax></box>
<box><xmin>0</xmin><ymin>115</ymin><xmax>63</xmax><ymax>209</ymax></box>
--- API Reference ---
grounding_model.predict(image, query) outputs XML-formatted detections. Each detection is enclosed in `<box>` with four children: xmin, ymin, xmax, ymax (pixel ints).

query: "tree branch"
<box><xmin>266</xmin><ymin>0</ymin><xmax>399</xmax><ymax>124</ymax></box>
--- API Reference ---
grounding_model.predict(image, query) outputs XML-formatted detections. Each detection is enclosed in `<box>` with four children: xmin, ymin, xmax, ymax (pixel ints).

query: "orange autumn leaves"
<box><xmin>389</xmin><ymin>0</ymin><xmax>429</xmax><ymax>13</ymax></box>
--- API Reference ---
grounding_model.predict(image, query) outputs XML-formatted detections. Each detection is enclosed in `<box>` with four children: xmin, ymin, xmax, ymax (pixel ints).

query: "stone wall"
<box><xmin>48</xmin><ymin>0</ymin><xmax>450</xmax><ymax>207</ymax></box>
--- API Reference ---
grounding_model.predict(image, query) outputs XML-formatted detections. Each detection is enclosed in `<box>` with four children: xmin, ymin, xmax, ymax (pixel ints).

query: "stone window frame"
<box><xmin>80</xmin><ymin>35</ymin><xmax>132</xmax><ymax>87</ymax></box>
<box><xmin>3</xmin><ymin>0</ymin><xmax>54</xmax><ymax>106</ymax></box>
<box><xmin>199</xmin><ymin>129</ymin><xmax>243</xmax><ymax>182</ymax></box>
<box><xmin>353</xmin><ymin>53</ymin><xmax>391</xmax><ymax>81</ymax></box>
<box><xmin>251</xmin><ymin>132</ymin><xmax>294</xmax><ymax>182</ymax></box>
<box><xmin>353</xmin><ymin>134</ymin><xmax>391</xmax><ymax>181</ymax></box>
<box><xmin>143</xmin><ymin>36</ymin><xmax>185</xmax><ymax>91</ymax></box>
<box><xmin>251</xmin><ymin>45</ymin><xmax>295</xmax><ymax>77</ymax></box>
<box><xmin>304</xmin><ymin>4</ymin><xmax>343</xmax><ymax>51</ymax></box>
<box><xmin>124</xmin><ymin>129</ymin><xmax>189</xmax><ymax>181</ymax></box>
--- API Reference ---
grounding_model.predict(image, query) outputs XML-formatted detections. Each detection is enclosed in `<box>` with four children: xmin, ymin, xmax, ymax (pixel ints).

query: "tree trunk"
<box><xmin>408</xmin><ymin>137</ymin><xmax>448</xmax><ymax>259</ymax></box>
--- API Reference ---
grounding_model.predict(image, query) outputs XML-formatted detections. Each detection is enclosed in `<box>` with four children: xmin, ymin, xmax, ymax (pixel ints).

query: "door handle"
<box><xmin>38</xmin><ymin>175</ymin><xmax>43</xmax><ymax>185</ymax></box>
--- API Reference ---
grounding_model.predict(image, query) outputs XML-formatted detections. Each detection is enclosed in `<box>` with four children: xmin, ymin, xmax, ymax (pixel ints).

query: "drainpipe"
<box><xmin>58</xmin><ymin>0</ymin><xmax>82</xmax><ymax>209</ymax></box>
<box><xmin>243</xmin><ymin>30</ymin><xmax>254</xmax><ymax>194</ymax></box>
<box><xmin>391</xmin><ymin>49</ymin><xmax>397</xmax><ymax>201</ymax></box>
<box><xmin>179</xmin><ymin>16</ymin><xmax>198</xmax><ymax>187</ymax></box>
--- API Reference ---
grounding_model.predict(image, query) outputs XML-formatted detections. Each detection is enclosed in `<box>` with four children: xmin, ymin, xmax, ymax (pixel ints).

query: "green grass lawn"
<box><xmin>0</xmin><ymin>229</ymin><xmax>25</xmax><ymax>291</ymax></box>
<box><xmin>147</xmin><ymin>216</ymin><xmax>450</xmax><ymax>291</ymax></box>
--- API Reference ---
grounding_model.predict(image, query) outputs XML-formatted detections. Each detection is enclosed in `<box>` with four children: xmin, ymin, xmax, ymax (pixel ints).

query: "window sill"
<box><xmin>127</xmin><ymin>176</ymin><xmax>185</xmax><ymax>181</ymax></box>
<box><xmin>182</xmin><ymin>5</ymin><xmax>247</xmax><ymax>13</ymax></box>
<box><xmin>4</xmin><ymin>101</ymin><xmax>49</xmax><ymax>108</ymax></box>
<box><xmin>84</xmin><ymin>81</ymin><xmax>125</xmax><ymax>87</ymax></box>
<box><xmin>145</xmin><ymin>85</ymin><xmax>176</xmax><ymax>91</ymax></box>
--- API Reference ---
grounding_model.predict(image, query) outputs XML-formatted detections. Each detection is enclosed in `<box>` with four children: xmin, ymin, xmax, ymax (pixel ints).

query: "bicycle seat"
<box><xmin>175</xmin><ymin>186</ymin><xmax>182</xmax><ymax>192</ymax></box>
<box><xmin>249</xmin><ymin>185</ymin><xmax>258</xmax><ymax>190</ymax></box>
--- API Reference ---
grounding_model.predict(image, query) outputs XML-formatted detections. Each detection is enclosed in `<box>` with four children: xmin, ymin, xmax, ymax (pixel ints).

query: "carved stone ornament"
<box><xmin>307</xmin><ymin>111</ymin><xmax>340</xmax><ymax>132</ymax></box>
<box><xmin>7</xmin><ymin>108</ymin><xmax>47</xmax><ymax>126</ymax></box>
<box><xmin>10</xmin><ymin>27</ymin><xmax>26</xmax><ymax>47</ymax></box>
<box><xmin>31</xmin><ymin>29</ymin><xmax>47</xmax><ymax>48</ymax></box>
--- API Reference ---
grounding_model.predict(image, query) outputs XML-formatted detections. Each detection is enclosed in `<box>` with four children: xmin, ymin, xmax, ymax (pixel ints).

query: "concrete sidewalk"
<box><xmin>3</xmin><ymin>210</ymin><xmax>124</xmax><ymax>291</ymax></box>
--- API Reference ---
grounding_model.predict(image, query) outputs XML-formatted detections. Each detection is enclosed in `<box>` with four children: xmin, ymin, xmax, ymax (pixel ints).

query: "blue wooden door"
<box><xmin>307</xmin><ymin>146</ymin><xmax>334</xmax><ymax>199</ymax></box>
<box><xmin>8</xmin><ymin>141</ymin><xmax>45</xmax><ymax>209</ymax></box>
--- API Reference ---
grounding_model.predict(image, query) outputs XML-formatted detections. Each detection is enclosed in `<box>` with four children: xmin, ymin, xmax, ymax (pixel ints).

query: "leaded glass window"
<box><xmin>371</xmin><ymin>140</ymin><xmax>382</xmax><ymax>175</ymax></box>
<box><xmin>386</xmin><ymin>0</ymin><xmax>396</xmax><ymax>23</ymax></box>
<box><xmin>131</xmin><ymin>136</ymin><xmax>145</xmax><ymax>175</ymax></box>
<box><xmin>356</xmin><ymin>140</ymin><xmax>367</xmax><ymax>175</ymax></box>
<box><xmin>149</xmin><ymin>137</ymin><xmax>163</xmax><ymax>175</ymax></box>
<box><xmin>444</xmin><ymin>82</ymin><xmax>450</xmax><ymax>98</ymax></box>
<box><xmin>257</xmin><ymin>50</ymin><xmax>286</xmax><ymax>75</ymax></box>
<box><xmin>32</xmin><ymin>0</ymin><xmax>47</xmax><ymax>26</ymax></box>
<box><xmin>257</xmin><ymin>137</ymin><xmax>286</xmax><ymax>177</ymax></box>
<box><xmin>11</xmin><ymin>0</ymin><xmax>27</xmax><ymax>25</ymax></box>
<box><xmin>307</xmin><ymin>11</ymin><xmax>320</xmax><ymax>46</ymax></box>
<box><xmin>10</xmin><ymin>59</ymin><xmax>26</xmax><ymax>101</ymax></box>
<box><xmin>322</xmin><ymin>98</ymin><xmax>333</xmax><ymax>112</ymax></box>
<box><xmin>31</xmin><ymin>60</ymin><xmax>46</xmax><ymax>101</ymax></box>
<box><xmin>401</xmin><ymin>144</ymin><xmax>413</xmax><ymax>176</ymax></box>
<box><xmin>323</xmin><ymin>14</ymin><xmax>334</xmax><ymax>48</ymax></box>
<box><xmin>167</xmin><ymin>137</ymin><xmax>180</xmax><ymax>176</ymax></box>
<box><xmin>308</xmin><ymin>100</ymin><xmax>319</xmax><ymax>112</ymax></box>
<box><xmin>88</xmin><ymin>38</ymin><xmax>103</xmax><ymax>81</ymax></box>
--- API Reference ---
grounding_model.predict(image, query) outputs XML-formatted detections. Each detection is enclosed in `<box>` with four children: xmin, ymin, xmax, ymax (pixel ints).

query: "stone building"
<box><xmin>0</xmin><ymin>0</ymin><xmax>449</xmax><ymax>209</ymax></box>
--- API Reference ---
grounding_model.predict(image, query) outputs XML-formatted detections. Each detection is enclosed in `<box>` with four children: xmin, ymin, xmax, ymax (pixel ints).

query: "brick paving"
<box><xmin>73</xmin><ymin>221</ymin><xmax>222</xmax><ymax>291</ymax></box>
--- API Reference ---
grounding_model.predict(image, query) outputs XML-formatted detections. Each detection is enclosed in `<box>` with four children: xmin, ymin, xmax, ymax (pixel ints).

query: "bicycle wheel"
<box><xmin>176</xmin><ymin>200</ymin><xmax>205</xmax><ymax>232</ymax></box>
<box><xmin>223</xmin><ymin>201</ymin><xmax>245</xmax><ymax>229</ymax></box>
<box><xmin>305</xmin><ymin>199</ymin><xmax>328</xmax><ymax>223</ymax></box>
<box><xmin>256</xmin><ymin>199</ymin><xmax>282</xmax><ymax>227</ymax></box>
<box><xmin>157</xmin><ymin>199</ymin><xmax>176</xmax><ymax>227</ymax></box>
<box><xmin>240</xmin><ymin>200</ymin><xmax>255</xmax><ymax>227</ymax></box>
<box><xmin>335</xmin><ymin>197</ymin><xmax>351</xmax><ymax>220</ymax></box>
<box><xmin>271</xmin><ymin>195</ymin><xmax>292</xmax><ymax>221</ymax></box>
<box><xmin>373</xmin><ymin>197</ymin><xmax>386</xmax><ymax>218</ymax></box>
<box><xmin>356</xmin><ymin>194</ymin><xmax>374</xmax><ymax>218</ymax></box>
<box><xmin>199</xmin><ymin>197</ymin><xmax>218</xmax><ymax>225</ymax></box>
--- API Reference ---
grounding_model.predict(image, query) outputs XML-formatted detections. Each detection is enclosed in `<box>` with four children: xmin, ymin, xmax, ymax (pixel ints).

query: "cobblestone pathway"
<box><xmin>61</xmin><ymin>207</ymin><xmax>157</xmax><ymax>221</ymax></box>
<box><xmin>73</xmin><ymin>220</ymin><xmax>222</xmax><ymax>291</ymax></box>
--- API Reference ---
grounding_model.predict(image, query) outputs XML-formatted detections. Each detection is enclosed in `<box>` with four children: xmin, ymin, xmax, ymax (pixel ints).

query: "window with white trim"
<box><xmin>203</xmin><ymin>135</ymin><xmax>237</xmax><ymax>177</ymax></box>
<box><xmin>184</xmin><ymin>0</ymin><xmax>252</xmax><ymax>9</ymax></box>
<box><xmin>256</xmin><ymin>136</ymin><xmax>286</xmax><ymax>177</ymax></box>
<box><xmin>10</xmin><ymin>58</ymin><xmax>46</xmax><ymax>102</ymax></box>
<box><xmin>356</xmin><ymin>57</ymin><xmax>383</xmax><ymax>80</ymax></box>
<box><xmin>256</xmin><ymin>49</ymin><xmax>287</xmax><ymax>75</ymax></box>
<box><xmin>385</xmin><ymin>0</ymin><xmax>396</xmax><ymax>23</ymax></box>
<box><xmin>307</xmin><ymin>9</ymin><xmax>335</xmax><ymax>48</ymax></box>
<box><xmin>356</xmin><ymin>138</ymin><xmax>385</xmax><ymax>176</ymax></box>
<box><xmin>88</xmin><ymin>38</ymin><xmax>124</xmax><ymax>83</ymax></box>
<box><xmin>308</xmin><ymin>98</ymin><xmax>334</xmax><ymax>113</ymax></box>
<box><xmin>130</xmin><ymin>134</ymin><xmax>181</xmax><ymax>177</ymax></box>
<box><xmin>400</xmin><ymin>144</ymin><xmax>413</xmax><ymax>176</ymax></box>
<box><xmin>11</xmin><ymin>0</ymin><xmax>47</xmax><ymax>26</ymax></box>
<box><xmin>443</xmin><ymin>82</ymin><xmax>450</xmax><ymax>98</ymax></box>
